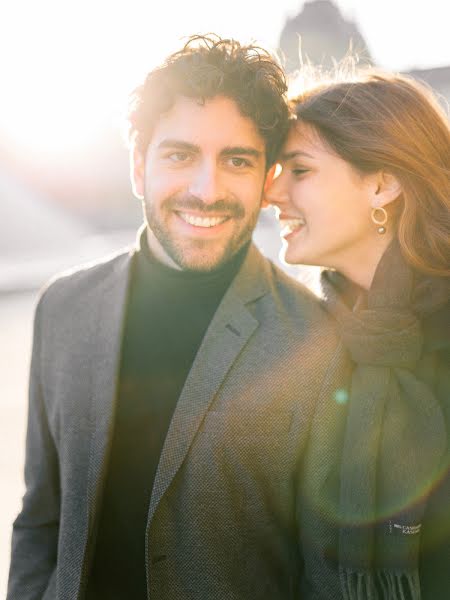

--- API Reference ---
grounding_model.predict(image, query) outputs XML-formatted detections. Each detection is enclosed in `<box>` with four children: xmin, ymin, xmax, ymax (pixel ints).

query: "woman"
<box><xmin>267</xmin><ymin>71</ymin><xmax>450</xmax><ymax>599</ymax></box>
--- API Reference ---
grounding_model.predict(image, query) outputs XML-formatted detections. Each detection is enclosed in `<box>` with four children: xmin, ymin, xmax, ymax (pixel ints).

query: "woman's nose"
<box><xmin>265</xmin><ymin>175</ymin><xmax>290</xmax><ymax>206</ymax></box>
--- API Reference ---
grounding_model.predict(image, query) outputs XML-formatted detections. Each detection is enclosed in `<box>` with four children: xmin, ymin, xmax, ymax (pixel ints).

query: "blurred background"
<box><xmin>1</xmin><ymin>0</ymin><xmax>449</xmax><ymax>594</ymax></box>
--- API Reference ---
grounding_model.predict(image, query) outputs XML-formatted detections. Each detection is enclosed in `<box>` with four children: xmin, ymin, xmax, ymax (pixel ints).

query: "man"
<box><xmin>8</xmin><ymin>35</ymin><xmax>339</xmax><ymax>599</ymax></box>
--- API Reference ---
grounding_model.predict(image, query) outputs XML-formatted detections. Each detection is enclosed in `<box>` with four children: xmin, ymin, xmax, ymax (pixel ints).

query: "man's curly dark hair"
<box><xmin>127</xmin><ymin>34</ymin><xmax>289</xmax><ymax>168</ymax></box>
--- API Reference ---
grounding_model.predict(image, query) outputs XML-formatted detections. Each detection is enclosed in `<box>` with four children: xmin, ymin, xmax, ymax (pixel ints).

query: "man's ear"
<box><xmin>130</xmin><ymin>146</ymin><xmax>145</xmax><ymax>200</ymax></box>
<box><xmin>371</xmin><ymin>171</ymin><xmax>402</xmax><ymax>209</ymax></box>
<box><xmin>262</xmin><ymin>164</ymin><xmax>277</xmax><ymax>208</ymax></box>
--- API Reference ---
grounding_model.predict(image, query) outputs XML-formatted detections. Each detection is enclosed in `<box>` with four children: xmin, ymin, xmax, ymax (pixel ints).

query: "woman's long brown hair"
<box><xmin>291</xmin><ymin>71</ymin><xmax>450</xmax><ymax>276</ymax></box>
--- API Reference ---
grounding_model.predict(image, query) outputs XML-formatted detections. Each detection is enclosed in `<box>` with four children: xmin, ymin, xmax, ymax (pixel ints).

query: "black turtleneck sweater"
<box><xmin>87</xmin><ymin>231</ymin><xmax>248</xmax><ymax>599</ymax></box>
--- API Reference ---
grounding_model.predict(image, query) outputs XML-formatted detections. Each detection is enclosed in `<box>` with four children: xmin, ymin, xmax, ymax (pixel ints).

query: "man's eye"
<box><xmin>168</xmin><ymin>152</ymin><xmax>190</xmax><ymax>162</ymax></box>
<box><xmin>229</xmin><ymin>157</ymin><xmax>251</xmax><ymax>168</ymax></box>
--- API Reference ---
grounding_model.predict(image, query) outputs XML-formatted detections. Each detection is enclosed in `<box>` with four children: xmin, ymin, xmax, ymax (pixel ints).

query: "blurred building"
<box><xmin>280</xmin><ymin>0</ymin><xmax>373</xmax><ymax>71</ymax></box>
<box><xmin>0</xmin><ymin>165</ymin><xmax>135</xmax><ymax>292</ymax></box>
<box><xmin>279</xmin><ymin>0</ymin><xmax>450</xmax><ymax>106</ymax></box>
<box><xmin>406</xmin><ymin>66</ymin><xmax>450</xmax><ymax>104</ymax></box>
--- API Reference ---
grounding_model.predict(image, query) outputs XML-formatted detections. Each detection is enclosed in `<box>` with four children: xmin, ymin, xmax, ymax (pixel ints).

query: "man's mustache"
<box><xmin>164</xmin><ymin>194</ymin><xmax>246</xmax><ymax>219</ymax></box>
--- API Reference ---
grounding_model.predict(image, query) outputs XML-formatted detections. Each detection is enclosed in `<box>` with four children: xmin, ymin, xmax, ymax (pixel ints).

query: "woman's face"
<box><xmin>267</xmin><ymin>123</ymin><xmax>384</xmax><ymax>272</ymax></box>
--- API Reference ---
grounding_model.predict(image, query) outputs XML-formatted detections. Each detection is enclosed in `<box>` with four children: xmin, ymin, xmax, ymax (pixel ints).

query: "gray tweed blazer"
<box><xmin>8</xmin><ymin>238</ymin><xmax>340</xmax><ymax>600</ymax></box>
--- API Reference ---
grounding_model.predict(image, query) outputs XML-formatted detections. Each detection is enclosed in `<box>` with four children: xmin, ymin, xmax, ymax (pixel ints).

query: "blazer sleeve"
<box><xmin>7</xmin><ymin>294</ymin><xmax>61</xmax><ymax>599</ymax></box>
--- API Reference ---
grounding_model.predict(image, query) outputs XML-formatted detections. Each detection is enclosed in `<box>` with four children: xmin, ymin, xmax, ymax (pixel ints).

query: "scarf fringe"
<box><xmin>339</xmin><ymin>567</ymin><xmax>421</xmax><ymax>600</ymax></box>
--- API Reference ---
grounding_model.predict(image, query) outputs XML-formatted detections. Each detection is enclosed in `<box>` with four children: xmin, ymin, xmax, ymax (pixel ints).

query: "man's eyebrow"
<box><xmin>157</xmin><ymin>139</ymin><xmax>200</xmax><ymax>152</ymax></box>
<box><xmin>220</xmin><ymin>146</ymin><xmax>263</xmax><ymax>159</ymax></box>
<box><xmin>280</xmin><ymin>150</ymin><xmax>315</xmax><ymax>161</ymax></box>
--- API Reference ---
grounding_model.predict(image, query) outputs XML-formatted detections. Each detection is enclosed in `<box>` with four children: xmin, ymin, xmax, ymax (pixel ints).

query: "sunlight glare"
<box><xmin>1</xmin><ymin>0</ymin><xmax>177</xmax><ymax>157</ymax></box>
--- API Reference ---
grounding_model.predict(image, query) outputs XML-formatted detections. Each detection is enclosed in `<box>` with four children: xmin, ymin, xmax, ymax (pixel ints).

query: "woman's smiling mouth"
<box><xmin>279</xmin><ymin>216</ymin><xmax>306</xmax><ymax>237</ymax></box>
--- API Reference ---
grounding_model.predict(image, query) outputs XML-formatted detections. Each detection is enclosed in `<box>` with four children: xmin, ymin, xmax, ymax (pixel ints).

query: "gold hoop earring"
<box><xmin>371</xmin><ymin>207</ymin><xmax>388</xmax><ymax>234</ymax></box>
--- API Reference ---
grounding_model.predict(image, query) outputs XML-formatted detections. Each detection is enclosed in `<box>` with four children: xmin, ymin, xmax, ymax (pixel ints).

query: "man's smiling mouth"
<box><xmin>177</xmin><ymin>212</ymin><xmax>230</xmax><ymax>228</ymax></box>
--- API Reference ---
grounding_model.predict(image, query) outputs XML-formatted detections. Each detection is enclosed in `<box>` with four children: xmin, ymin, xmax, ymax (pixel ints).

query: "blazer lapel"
<box><xmin>85</xmin><ymin>248</ymin><xmax>134</xmax><ymax>532</ymax></box>
<box><xmin>148</xmin><ymin>245</ymin><xmax>270</xmax><ymax>525</ymax></box>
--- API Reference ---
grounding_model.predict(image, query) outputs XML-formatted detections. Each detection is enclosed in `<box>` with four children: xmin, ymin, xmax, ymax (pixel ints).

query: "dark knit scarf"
<box><xmin>318</xmin><ymin>240</ymin><xmax>449</xmax><ymax>600</ymax></box>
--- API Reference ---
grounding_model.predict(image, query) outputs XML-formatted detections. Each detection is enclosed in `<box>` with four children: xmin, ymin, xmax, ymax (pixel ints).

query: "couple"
<box><xmin>8</xmin><ymin>34</ymin><xmax>449</xmax><ymax>599</ymax></box>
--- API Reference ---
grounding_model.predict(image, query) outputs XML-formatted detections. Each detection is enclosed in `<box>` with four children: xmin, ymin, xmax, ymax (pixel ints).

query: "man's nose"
<box><xmin>188</xmin><ymin>162</ymin><xmax>224</xmax><ymax>205</ymax></box>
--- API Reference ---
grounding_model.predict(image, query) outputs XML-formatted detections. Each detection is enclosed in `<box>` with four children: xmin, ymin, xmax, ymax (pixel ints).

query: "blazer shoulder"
<box><xmin>264</xmin><ymin>260</ymin><xmax>333</xmax><ymax>324</ymax></box>
<box><xmin>37</xmin><ymin>245</ymin><xmax>132</xmax><ymax>314</ymax></box>
<box><xmin>246</xmin><ymin>258</ymin><xmax>340</xmax><ymax>360</ymax></box>
<box><xmin>248</xmin><ymin>259</ymin><xmax>342</xmax><ymax>396</ymax></box>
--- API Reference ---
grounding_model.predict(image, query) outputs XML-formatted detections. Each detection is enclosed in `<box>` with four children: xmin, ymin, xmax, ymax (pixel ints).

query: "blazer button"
<box><xmin>151</xmin><ymin>554</ymin><xmax>167</xmax><ymax>565</ymax></box>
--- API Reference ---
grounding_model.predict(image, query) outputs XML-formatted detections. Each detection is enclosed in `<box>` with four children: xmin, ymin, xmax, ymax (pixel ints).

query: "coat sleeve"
<box><xmin>295</xmin><ymin>340</ymin><xmax>350</xmax><ymax>599</ymax></box>
<box><xmin>420</xmin><ymin>466</ymin><xmax>450</xmax><ymax>598</ymax></box>
<box><xmin>7</xmin><ymin>294</ymin><xmax>61</xmax><ymax>599</ymax></box>
<box><xmin>419</xmin><ymin>348</ymin><xmax>450</xmax><ymax>599</ymax></box>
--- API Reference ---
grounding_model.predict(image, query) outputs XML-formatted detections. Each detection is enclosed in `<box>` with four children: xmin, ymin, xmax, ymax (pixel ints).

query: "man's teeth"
<box><xmin>178</xmin><ymin>212</ymin><xmax>228</xmax><ymax>228</ymax></box>
<box><xmin>280</xmin><ymin>218</ymin><xmax>306</xmax><ymax>234</ymax></box>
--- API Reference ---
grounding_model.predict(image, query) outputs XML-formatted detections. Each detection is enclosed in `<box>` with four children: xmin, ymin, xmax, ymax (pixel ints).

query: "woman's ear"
<box><xmin>371</xmin><ymin>172</ymin><xmax>402</xmax><ymax>209</ymax></box>
<box><xmin>130</xmin><ymin>146</ymin><xmax>145</xmax><ymax>200</ymax></box>
<box><xmin>262</xmin><ymin>164</ymin><xmax>278</xmax><ymax>208</ymax></box>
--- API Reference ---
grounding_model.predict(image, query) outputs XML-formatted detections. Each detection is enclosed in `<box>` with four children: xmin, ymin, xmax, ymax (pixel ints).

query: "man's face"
<box><xmin>132</xmin><ymin>95</ymin><xmax>267</xmax><ymax>271</ymax></box>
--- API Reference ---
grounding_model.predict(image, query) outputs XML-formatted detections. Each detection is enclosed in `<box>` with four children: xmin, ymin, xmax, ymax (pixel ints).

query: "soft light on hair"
<box><xmin>289</xmin><ymin>66</ymin><xmax>450</xmax><ymax>277</ymax></box>
<box><xmin>127</xmin><ymin>34</ymin><xmax>289</xmax><ymax>168</ymax></box>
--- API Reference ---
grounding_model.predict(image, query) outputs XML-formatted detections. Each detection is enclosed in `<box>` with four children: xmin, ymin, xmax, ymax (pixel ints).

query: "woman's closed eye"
<box><xmin>291</xmin><ymin>166</ymin><xmax>309</xmax><ymax>177</ymax></box>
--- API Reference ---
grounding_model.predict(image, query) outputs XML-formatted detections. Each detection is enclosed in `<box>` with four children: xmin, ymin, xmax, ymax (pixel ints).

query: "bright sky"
<box><xmin>1</xmin><ymin>0</ymin><xmax>449</xmax><ymax>156</ymax></box>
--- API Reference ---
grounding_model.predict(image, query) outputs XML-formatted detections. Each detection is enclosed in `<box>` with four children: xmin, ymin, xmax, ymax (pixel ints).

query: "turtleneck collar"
<box><xmin>136</xmin><ymin>225</ymin><xmax>250</xmax><ymax>288</ymax></box>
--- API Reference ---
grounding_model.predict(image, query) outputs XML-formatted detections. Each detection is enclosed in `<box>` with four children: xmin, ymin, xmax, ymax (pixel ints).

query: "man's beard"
<box><xmin>145</xmin><ymin>193</ymin><xmax>260</xmax><ymax>272</ymax></box>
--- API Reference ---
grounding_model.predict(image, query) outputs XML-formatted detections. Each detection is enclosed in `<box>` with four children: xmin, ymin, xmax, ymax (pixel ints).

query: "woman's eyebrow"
<box><xmin>280</xmin><ymin>150</ymin><xmax>315</xmax><ymax>161</ymax></box>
